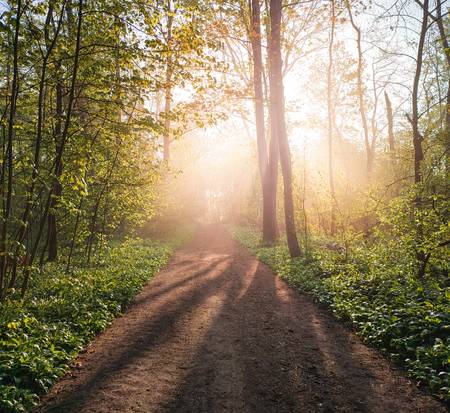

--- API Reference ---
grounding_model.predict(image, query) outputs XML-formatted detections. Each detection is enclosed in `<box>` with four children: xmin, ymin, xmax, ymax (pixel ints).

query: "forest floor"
<box><xmin>36</xmin><ymin>225</ymin><xmax>446</xmax><ymax>413</ymax></box>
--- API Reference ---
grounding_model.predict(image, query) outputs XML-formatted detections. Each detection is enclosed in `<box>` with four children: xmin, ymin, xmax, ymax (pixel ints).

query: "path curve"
<box><xmin>37</xmin><ymin>225</ymin><xmax>446</xmax><ymax>413</ymax></box>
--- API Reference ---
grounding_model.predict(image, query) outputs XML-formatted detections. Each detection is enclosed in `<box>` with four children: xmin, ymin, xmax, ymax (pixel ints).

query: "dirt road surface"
<box><xmin>37</xmin><ymin>225</ymin><xmax>446</xmax><ymax>413</ymax></box>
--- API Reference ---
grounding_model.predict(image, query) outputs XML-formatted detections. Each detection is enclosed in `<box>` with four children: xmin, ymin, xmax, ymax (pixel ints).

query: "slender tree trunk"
<box><xmin>163</xmin><ymin>75</ymin><xmax>172</xmax><ymax>161</ymax></box>
<box><xmin>412</xmin><ymin>0</ymin><xmax>428</xmax><ymax>185</ymax></box>
<box><xmin>435</xmin><ymin>0</ymin><xmax>449</xmax><ymax>133</ymax></box>
<box><xmin>266</xmin><ymin>122</ymin><xmax>280</xmax><ymax>241</ymax></box>
<box><xmin>22</xmin><ymin>0</ymin><xmax>84</xmax><ymax>296</ymax></box>
<box><xmin>384</xmin><ymin>90</ymin><xmax>398</xmax><ymax>194</ymax></box>
<box><xmin>346</xmin><ymin>1</ymin><xmax>376</xmax><ymax>234</ymax></box>
<box><xmin>327</xmin><ymin>0</ymin><xmax>336</xmax><ymax>236</ymax></box>
<box><xmin>302</xmin><ymin>146</ymin><xmax>309</xmax><ymax>252</ymax></box>
<box><xmin>47</xmin><ymin>181</ymin><xmax>61</xmax><ymax>261</ymax></box>
<box><xmin>47</xmin><ymin>69</ymin><xmax>63</xmax><ymax>262</ymax></box>
<box><xmin>0</xmin><ymin>0</ymin><xmax>22</xmax><ymax>297</ymax></box>
<box><xmin>411</xmin><ymin>0</ymin><xmax>428</xmax><ymax>278</ymax></box>
<box><xmin>163</xmin><ymin>0</ymin><xmax>173</xmax><ymax>162</ymax></box>
<box><xmin>250</xmin><ymin>0</ymin><xmax>278</xmax><ymax>243</ymax></box>
<box><xmin>268</xmin><ymin>0</ymin><xmax>301</xmax><ymax>257</ymax></box>
<box><xmin>384</xmin><ymin>91</ymin><xmax>395</xmax><ymax>156</ymax></box>
<box><xmin>416</xmin><ymin>0</ymin><xmax>449</xmax><ymax>132</ymax></box>
<box><xmin>86</xmin><ymin>198</ymin><xmax>100</xmax><ymax>264</ymax></box>
<box><xmin>346</xmin><ymin>1</ymin><xmax>372</xmax><ymax>181</ymax></box>
<box><xmin>66</xmin><ymin>198</ymin><xmax>82</xmax><ymax>272</ymax></box>
<box><xmin>86</xmin><ymin>144</ymin><xmax>119</xmax><ymax>264</ymax></box>
<box><xmin>9</xmin><ymin>2</ymin><xmax>64</xmax><ymax>287</ymax></box>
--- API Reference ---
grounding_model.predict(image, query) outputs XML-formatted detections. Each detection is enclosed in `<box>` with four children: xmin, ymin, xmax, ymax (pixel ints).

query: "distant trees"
<box><xmin>225</xmin><ymin>0</ymin><xmax>449</xmax><ymax>270</ymax></box>
<box><xmin>145</xmin><ymin>0</ymin><xmax>219</xmax><ymax>164</ymax></box>
<box><xmin>0</xmin><ymin>0</ymin><xmax>447</xmax><ymax>297</ymax></box>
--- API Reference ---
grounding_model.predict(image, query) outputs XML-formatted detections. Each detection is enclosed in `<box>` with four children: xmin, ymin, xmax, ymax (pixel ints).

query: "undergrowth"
<box><xmin>232</xmin><ymin>226</ymin><xmax>450</xmax><ymax>404</ymax></box>
<box><xmin>0</xmin><ymin>231</ymin><xmax>190</xmax><ymax>412</ymax></box>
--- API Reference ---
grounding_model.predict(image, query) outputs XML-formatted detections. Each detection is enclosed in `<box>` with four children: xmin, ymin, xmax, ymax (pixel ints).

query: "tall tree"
<box><xmin>9</xmin><ymin>1</ymin><xmax>66</xmax><ymax>288</ymax></box>
<box><xmin>249</xmin><ymin>0</ymin><xmax>278</xmax><ymax>243</ymax></box>
<box><xmin>415</xmin><ymin>0</ymin><xmax>449</xmax><ymax>133</ymax></box>
<box><xmin>268</xmin><ymin>0</ymin><xmax>301</xmax><ymax>257</ymax></box>
<box><xmin>410</xmin><ymin>0</ymin><xmax>428</xmax><ymax>185</ymax></box>
<box><xmin>327</xmin><ymin>0</ymin><xmax>336</xmax><ymax>235</ymax></box>
<box><xmin>346</xmin><ymin>1</ymin><xmax>375</xmax><ymax>182</ymax></box>
<box><xmin>0</xmin><ymin>0</ymin><xmax>22</xmax><ymax>295</ymax></box>
<box><xmin>163</xmin><ymin>0</ymin><xmax>174</xmax><ymax>162</ymax></box>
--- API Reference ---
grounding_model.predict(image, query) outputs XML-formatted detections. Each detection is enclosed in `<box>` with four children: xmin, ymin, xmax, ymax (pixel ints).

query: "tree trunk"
<box><xmin>0</xmin><ymin>0</ymin><xmax>22</xmax><ymax>297</ymax></box>
<box><xmin>9</xmin><ymin>1</ymin><xmax>64</xmax><ymax>288</ymax></box>
<box><xmin>22</xmin><ymin>0</ymin><xmax>84</xmax><ymax>296</ymax></box>
<box><xmin>416</xmin><ymin>0</ymin><xmax>449</xmax><ymax>132</ymax></box>
<box><xmin>48</xmin><ymin>73</ymin><xmax>63</xmax><ymax>262</ymax></box>
<box><xmin>163</xmin><ymin>0</ymin><xmax>173</xmax><ymax>162</ymax></box>
<box><xmin>346</xmin><ymin>1</ymin><xmax>372</xmax><ymax>182</ymax></box>
<box><xmin>327</xmin><ymin>0</ymin><xmax>336</xmax><ymax>236</ymax></box>
<box><xmin>412</xmin><ymin>0</ymin><xmax>428</xmax><ymax>184</ymax></box>
<box><xmin>384</xmin><ymin>91</ymin><xmax>395</xmax><ymax>156</ymax></box>
<box><xmin>268</xmin><ymin>0</ymin><xmax>301</xmax><ymax>257</ymax></box>
<box><xmin>250</xmin><ymin>0</ymin><xmax>278</xmax><ymax>243</ymax></box>
<box><xmin>435</xmin><ymin>0</ymin><xmax>449</xmax><ymax>133</ymax></box>
<box><xmin>384</xmin><ymin>90</ymin><xmax>398</xmax><ymax>194</ymax></box>
<box><xmin>411</xmin><ymin>0</ymin><xmax>428</xmax><ymax>279</ymax></box>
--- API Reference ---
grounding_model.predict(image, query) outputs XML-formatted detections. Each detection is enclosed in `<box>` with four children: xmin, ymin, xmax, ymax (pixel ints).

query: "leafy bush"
<box><xmin>232</xmin><ymin>226</ymin><xmax>450</xmax><ymax>404</ymax></box>
<box><xmin>0</xmin><ymin>233</ymin><xmax>188</xmax><ymax>412</ymax></box>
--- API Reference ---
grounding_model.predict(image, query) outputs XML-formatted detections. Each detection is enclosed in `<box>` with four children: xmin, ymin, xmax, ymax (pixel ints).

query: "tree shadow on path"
<box><xmin>38</xmin><ymin>225</ymin><xmax>445</xmax><ymax>413</ymax></box>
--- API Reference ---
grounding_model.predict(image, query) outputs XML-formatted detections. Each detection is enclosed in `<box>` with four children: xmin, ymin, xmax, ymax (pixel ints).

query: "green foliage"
<box><xmin>232</xmin><ymin>226</ymin><xmax>450</xmax><ymax>403</ymax></box>
<box><xmin>0</xmin><ymin>233</ymin><xmax>189</xmax><ymax>412</ymax></box>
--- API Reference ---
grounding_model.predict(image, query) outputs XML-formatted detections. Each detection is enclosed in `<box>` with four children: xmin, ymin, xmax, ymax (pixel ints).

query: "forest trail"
<box><xmin>37</xmin><ymin>225</ymin><xmax>445</xmax><ymax>413</ymax></box>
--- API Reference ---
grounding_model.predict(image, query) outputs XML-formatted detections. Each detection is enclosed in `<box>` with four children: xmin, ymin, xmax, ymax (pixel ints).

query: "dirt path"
<box><xmin>37</xmin><ymin>225</ymin><xmax>445</xmax><ymax>413</ymax></box>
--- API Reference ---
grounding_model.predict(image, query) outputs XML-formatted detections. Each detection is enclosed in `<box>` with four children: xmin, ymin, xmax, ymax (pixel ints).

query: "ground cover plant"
<box><xmin>0</xmin><ymin>232</ymin><xmax>189</xmax><ymax>412</ymax></box>
<box><xmin>232</xmin><ymin>226</ymin><xmax>450</xmax><ymax>404</ymax></box>
<box><xmin>0</xmin><ymin>0</ymin><xmax>448</xmax><ymax>411</ymax></box>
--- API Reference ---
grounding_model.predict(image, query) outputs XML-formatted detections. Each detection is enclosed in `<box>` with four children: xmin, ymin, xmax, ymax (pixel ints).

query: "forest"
<box><xmin>0</xmin><ymin>0</ymin><xmax>448</xmax><ymax>412</ymax></box>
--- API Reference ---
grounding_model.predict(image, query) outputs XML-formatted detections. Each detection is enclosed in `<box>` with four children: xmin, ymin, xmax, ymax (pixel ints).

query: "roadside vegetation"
<box><xmin>0</xmin><ymin>231</ymin><xmax>190</xmax><ymax>412</ymax></box>
<box><xmin>0</xmin><ymin>0</ymin><xmax>448</xmax><ymax>411</ymax></box>
<box><xmin>233</xmin><ymin>223</ymin><xmax>449</xmax><ymax>404</ymax></box>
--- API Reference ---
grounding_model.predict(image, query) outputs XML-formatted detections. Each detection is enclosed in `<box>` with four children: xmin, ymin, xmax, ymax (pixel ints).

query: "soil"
<box><xmin>37</xmin><ymin>224</ymin><xmax>446</xmax><ymax>413</ymax></box>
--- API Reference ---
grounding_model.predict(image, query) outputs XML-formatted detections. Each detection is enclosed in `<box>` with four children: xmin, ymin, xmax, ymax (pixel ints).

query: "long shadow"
<box><xmin>164</xmin><ymin>247</ymin><xmax>422</xmax><ymax>412</ymax></box>
<box><xmin>38</xmin><ymin>254</ymin><xmax>234</xmax><ymax>413</ymax></box>
<box><xmin>131</xmin><ymin>257</ymin><xmax>230</xmax><ymax>307</ymax></box>
<box><xmin>39</xmin><ymin>226</ymin><xmax>441</xmax><ymax>413</ymax></box>
<box><xmin>164</xmin><ymin>259</ymin><xmax>313</xmax><ymax>412</ymax></box>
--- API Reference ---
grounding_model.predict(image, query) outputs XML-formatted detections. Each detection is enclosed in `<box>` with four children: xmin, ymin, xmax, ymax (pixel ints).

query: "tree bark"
<box><xmin>415</xmin><ymin>0</ymin><xmax>449</xmax><ymax>132</ymax></box>
<box><xmin>435</xmin><ymin>0</ymin><xmax>449</xmax><ymax>133</ymax></box>
<box><xmin>163</xmin><ymin>0</ymin><xmax>173</xmax><ymax>162</ymax></box>
<box><xmin>9</xmin><ymin>1</ymin><xmax>65</xmax><ymax>288</ymax></box>
<box><xmin>384</xmin><ymin>91</ymin><xmax>395</xmax><ymax>155</ymax></box>
<box><xmin>22</xmin><ymin>0</ymin><xmax>84</xmax><ymax>296</ymax></box>
<box><xmin>384</xmin><ymin>90</ymin><xmax>398</xmax><ymax>193</ymax></box>
<box><xmin>412</xmin><ymin>0</ymin><xmax>428</xmax><ymax>184</ymax></box>
<box><xmin>249</xmin><ymin>0</ymin><xmax>278</xmax><ymax>243</ymax></box>
<box><xmin>0</xmin><ymin>0</ymin><xmax>22</xmax><ymax>297</ymax></box>
<box><xmin>47</xmin><ymin>70</ymin><xmax>63</xmax><ymax>262</ymax></box>
<box><xmin>346</xmin><ymin>1</ymin><xmax>372</xmax><ymax>181</ymax></box>
<box><xmin>411</xmin><ymin>0</ymin><xmax>428</xmax><ymax>279</ymax></box>
<box><xmin>268</xmin><ymin>0</ymin><xmax>301</xmax><ymax>257</ymax></box>
<box><xmin>327</xmin><ymin>0</ymin><xmax>336</xmax><ymax>236</ymax></box>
